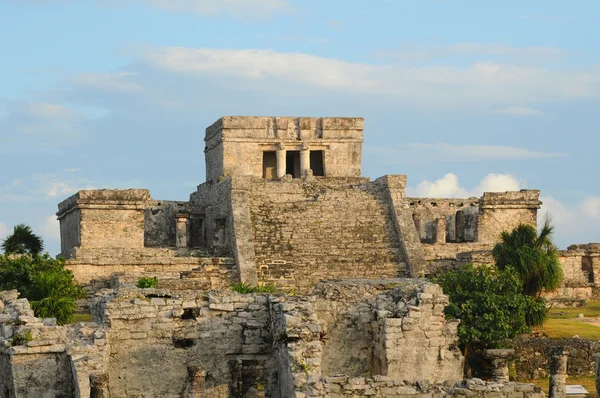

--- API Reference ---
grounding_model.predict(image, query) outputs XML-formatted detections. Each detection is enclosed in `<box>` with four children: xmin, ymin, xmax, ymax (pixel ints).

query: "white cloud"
<box><xmin>581</xmin><ymin>197</ymin><xmax>600</xmax><ymax>220</ymax></box>
<box><xmin>473</xmin><ymin>173</ymin><xmax>521</xmax><ymax>194</ymax></box>
<box><xmin>45</xmin><ymin>182</ymin><xmax>77</xmax><ymax>198</ymax></box>
<box><xmin>71</xmin><ymin>72</ymin><xmax>143</xmax><ymax>93</ymax></box>
<box><xmin>19</xmin><ymin>102</ymin><xmax>80</xmax><ymax>119</ymax></box>
<box><xmin>0</xmin><ymin>101</ymin><xmax>87</xmax><ymax>153</ymax></box>
<box><xmin>132</xmin><ymin>46</ymin><xmax>600</xmax><ymax>107</ymax></box>
<box><xmin>99</xmin><ymin>0</ymin><xmax>291</xmax><ymax>18</ymax></box>
<box><xmin>39</xmin><ymin>215</ymin><xmax>60</xmax><ymax>243</ymax></box>
<box><xmin>410</xmin><ymin>172</ymin><xmax>521</xmax><ymax>198</ymax></box>
<box><xmin>495</xmin><ymin>106</ymin><xmax>545</xmax><ymax>117</ymax></box>
<box><xmin>413</xmin><ymin>173</ymin><xmax>469</xmax><ymax>198</ymax></box>
<box><xmin>0</xmin><ymin>222</ymin><xmax>8</xmax><ymax>240</ymax></box>
<box><xmin>374</xmin><ymin>43</ymin><xmax>565</xmax><ymax>63</ymax></box>
<box><xmin>539</xmin><ymin>196</ymin><xmax>600</xmax><ymax>248</ymax></box>
<box><xmin>367</xmin><ymin>143</ymin><xmax>566</xmax><ymax>165</ymax></box>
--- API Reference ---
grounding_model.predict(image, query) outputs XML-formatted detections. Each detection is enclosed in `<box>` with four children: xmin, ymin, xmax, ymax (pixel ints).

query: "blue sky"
<box><xmin>1</xmin><ymin>0</ymin><xmax>599</xmax><ymax>254</ymax></box>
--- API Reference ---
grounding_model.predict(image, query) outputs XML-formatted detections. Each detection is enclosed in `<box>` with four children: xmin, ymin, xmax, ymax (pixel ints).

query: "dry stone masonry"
<box><xmin>3</xmin><ymin>115</ymin><xmax>598</xmax><ymax>396</ymax></box>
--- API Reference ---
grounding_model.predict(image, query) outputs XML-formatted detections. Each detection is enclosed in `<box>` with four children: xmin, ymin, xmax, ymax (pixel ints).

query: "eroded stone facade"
<box><xmin>1</xmin><ymin>116</ymin><xmax>568</xmax><ymax>397</ymax></box>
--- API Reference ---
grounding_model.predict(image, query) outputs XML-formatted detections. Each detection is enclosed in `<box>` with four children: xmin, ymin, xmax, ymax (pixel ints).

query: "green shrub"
<box><xmin>137</xmin><ymin>277</ymin><xmax>158</xmax><ymax>289</ymax></box>
<box><xmin>0</xmin><ymin>254</ymin><xmax>86</xmax><ymax>325</ymax></box>
<box><xmin>10</xmin><ymin>330</ymin><xmax>33</xmax><ymax>346</ymax></box>
<box><xmin>231</xmin><ymin>282</ymin><xmax>277</xmax><ymax>294</ymax></box>
<box><xmin>436</xmin><ymin>264</ymin><xmax>546</xmax><ymax>350</ymax></box>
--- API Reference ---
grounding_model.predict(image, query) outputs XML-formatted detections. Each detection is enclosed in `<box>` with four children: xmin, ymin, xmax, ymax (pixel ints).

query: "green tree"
<box><xmin>2</xmin><ymin>224</ymin><xmax>44</xmax><ymax>256</ymax></box>
<box><xmin>492</xmin><ymin>221</ymin><xmax>562</xmax><ymax>298</ymax></box>
<box><xmin>0</xmin><ymin>254</ymin><xmax>85</xmax><ymax>324</ymax></box>
<box><xmin>437</xmin><ymin>264</ymin><xmax>546</xmax><ymax>354</ymax></box>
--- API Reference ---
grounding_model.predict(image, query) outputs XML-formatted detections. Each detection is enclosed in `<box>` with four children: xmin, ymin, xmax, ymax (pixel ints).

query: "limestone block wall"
<box><xmin>0</xmin><ymin>290</ymin><xmax>108</xmax><ymax>398</ymax></box>
<box><xmin>144</xmin><ymin>200</ymin><xmax>190</xmax><ymax>247</ymax></box>
<box><xmin>323</xmin><ymin>377</ymin><xmax>543</xmax><ymax>398</ymax></box>
<box><xmin>271</xmin><ymin>279</ymin><xmax>465</xmax><ymax>397</ymax></box>
<box><xmin>204</xmin><ymin>116</ymin><xmax>364</xmax><ymax>183</ymax></box>
<box><xmin>476</xmin><ymin>190</ymin><xmax>541</xmax><ymax>243</ymax></box>
<box><xmin>92</xmin><ymin>287</ymin><xmax>277</xmax><ymax>397</ymax></box>
<box><xmin>57</xmin><ymin>189</ymin><xmax>151</xmax><ymax>256</ymax></box>
<box><xmin>409</xmin><ymin>198</ymin><xmax>479</xmax><ymax>243</ymax></box>
<box><xmin>190</xmin><ymin>177</ymin><xmax>257</xmax><ymax>283</ymax></box>
<box><xmin>248</xmin><ymin>178</ymin><xmax>406</xmax><ymax>291</ymax></box>
<box><xmin>65</xmin><ymin>248</ymin><xmax>237</xmax><ymax>291</ymax></box>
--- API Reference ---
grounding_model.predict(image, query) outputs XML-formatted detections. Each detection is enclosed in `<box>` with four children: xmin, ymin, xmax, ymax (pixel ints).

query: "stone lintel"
<box><xmin>484</xmin><ymin>349</ymin><xmax>515</xmax><ymax>359</ymax></box>
<box><xmin>57</xmin><ymin>189</ymin><xmax>151</xmax><ymax>218</ymax></box>
<box><xmin>565</xmin><ymin>243</ymin><xmax>600</xmax><ymax>253</ymax></box>
<box><xmin>479</xmin><ymin>189</ymin><xmax>541</xmax><ymax>209</ymax></box>
<box><xmin>205</xmin><ymin>116</ymin><xmax>364</xmax><ymax>141</ymax></box>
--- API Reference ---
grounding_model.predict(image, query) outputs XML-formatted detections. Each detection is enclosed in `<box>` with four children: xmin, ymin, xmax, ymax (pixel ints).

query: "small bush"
<box><xmin>0</xmin><ymin>254</ymin><xmax>86</xmax><ymax>325</ymax></box>
<box><xmin>231</xmin><ymin>282</ymin><xmax>277</xmax><ymax>294</ymax></box>
<box><xmin>10</xmin><ymin>330</ymin><xmax>33</xmax><ymax>346</ymax></box>
<box><xmin>137</xmin><ymin>277</ymin><xmax>158</xmax><ymax>289</ymax></box>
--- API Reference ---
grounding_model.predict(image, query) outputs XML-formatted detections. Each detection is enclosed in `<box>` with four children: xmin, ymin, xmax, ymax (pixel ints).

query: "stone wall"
<box><xmin>476</xmin><ymin>191</ymin><xmax>541</xmax><ymax>243</ymax></box>
<box><xmin>408</xmin><ymin>198</ymin><xmax>479</xmax><ymax>243</ymax></box>
<box><xmin>0</xmin><ymin>290</ymin><xmax>108</xmax><ymax>398</ymax></box>
<box><xmin>144</xmin><ymin>200</ymin><xmax>190</xmax><ymax>247</ymax></box>
<box><xmin>248</xmin><ymin>178</ymin><xmax>407</xmax><ymax>291</ymax></box>
<box><xmin>323</xmin><ymin>377</ymin><xmax>543</xmax><ymax>398</ymax></box>
<box><xmin>57</xmin><ymin>189</ymin><xmax>151</xmax><ymax>256</ymax></box>
<box><xmin>204</xmin><ymin>116</ymin><xmax>364</xmax><ymax>183</ymax></box>
<box><xmin>92</xmin><ymin>287</ymin><xmax>276</xmax><ymax>397</ymax></box>
<box><xmin>270</xmin><ymin>279</ymin><xmax>465</xmax><ymax>396</ymax></box>
<box><xmin>513</xmin><ymin>337</ymin><xmax>600</xmax><ymax>380</ymax></box>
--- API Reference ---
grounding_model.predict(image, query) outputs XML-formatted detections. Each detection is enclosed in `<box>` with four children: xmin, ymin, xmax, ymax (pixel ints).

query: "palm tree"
<box><xmin>2</xmin><ymin>224</ymin><xmax>44</xmax><ymax>256</ymax></box>
<box><xmin>492</xmin><ymin>220</ymin><xmax>562</xmax><ymax>298</ymax></box>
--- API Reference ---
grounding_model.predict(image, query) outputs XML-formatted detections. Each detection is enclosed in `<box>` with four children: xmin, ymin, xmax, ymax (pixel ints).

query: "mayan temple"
<box><xmin>0</xmin><ymin>116</ymin><xmax>597</xmax><ymax>397</ymax></box>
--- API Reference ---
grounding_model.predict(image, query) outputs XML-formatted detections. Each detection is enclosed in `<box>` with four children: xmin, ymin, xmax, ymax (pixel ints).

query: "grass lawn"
<box><xmin>548</xmin><ymin>301</ymin><xmax>600</xmax><ymax>319</ymax></box>
<box><xmin>528</xmin><ymin>376</ymin><xmax>597</xmax><ymax>395</ymax></box>
<box><xmin>539</xmin><ymin>318</ymin><xmax>600</xmax><ymax>339</ymax></box>
<box><xmin>537</xmin><ymin>300</ymin><xmax>600</xmax><ymax>339</ymax></box>
<box><xmin>70</xmin><ymin>313</ymin><xmax>93</xmax><ymax>323</ymax></box>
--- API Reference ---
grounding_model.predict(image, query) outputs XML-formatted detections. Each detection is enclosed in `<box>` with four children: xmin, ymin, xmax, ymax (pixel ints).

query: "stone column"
<box><xmin>175</xmin><ymin>212</ymin><xmax>190</xmax><ymax>248</ymax></box>
<box><xmin>549</xmin><ymin>348</ymin><xmax>568</xmax><ymax>398</ymax></box>
<box><xmin>276</xmin><ymin>144</ymin><xmax>286</xmax><ymax>178</ymax></box>
<box><xmin>90</xmin><ymin>373</ymin><xmax>110</xmax><ymax>398</ymax></box>
<box><xmin>300</xmin><ymin>144</ymin><xmax>310</xmax><ymax>177</ymax></box>
<box><xmin>594</xmin><ymin>353</ymin><xmax>600</xmax><ymax>395</ymax></box>
<box><xmin>435</xmin><ymin>217</ymin><xmax>446</xmax><ymax>244</ymax></box>
<box><xmin>413</xmin><ymin>214</ymin><xmax>423</xmax><ymax>241</ymax></box>
<box><xmin>484</xmin><ymin>349</ymin><xmax>515</xmax><ymax>382</ymax></box>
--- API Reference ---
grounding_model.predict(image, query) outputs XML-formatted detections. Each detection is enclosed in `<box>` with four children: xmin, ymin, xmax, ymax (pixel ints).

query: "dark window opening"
<box><xmin>286</xmin><ymin>151</ymin><xmax>301</xmax><ymax>178</ymax></box>
<box><xmin>262</xmin><ymin>151</ymin><xmax>277</xmax><ymax>179</ymax></box>
<box><xmin>310</xmin><ymin>150</ymin><xmax>325</xmax><ymax>176</ymax></box>
<box><xmin>173</xmin><ymin>338</ymin><xmax>195</xmax><ymax>349</ymax></box>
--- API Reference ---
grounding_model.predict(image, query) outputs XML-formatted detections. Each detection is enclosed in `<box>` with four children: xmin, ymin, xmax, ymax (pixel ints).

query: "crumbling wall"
<box><xmin>514</xmin><ymin>337</ymin><xmax>600</xmax><ymax>380</ymax></box>
<box><xmin>408</xmin><ymin>198</ymin><xmax>479</xmax><ymax>243</ymax></box>
<box><xmin>0</xmin><ymin>290</ymin><xmax>107</xmax><ymax>398</ymax></box>
<box><xmin>93</xmin><ymin>287</ymin><xmax>276</xmax><ymax>397</ymax></box>
<box><xmin>65</xmin><ymin>249</ymin><xmax>236</xmax><ymax>291</ymax></box>
<box><xmin>323</xmin><ymin>377</ymin><xmax>543</xmax><ymax>398</ymax></box>
<box><xmin>144</xmin><ymin>200</ymin><xmax>189</xmax><ymax>247</ymax></box>
<box><xmin>476</xmin><ymin>190</ymin><xmax>541</xmax><ymax>243</ymax></box>
<box><xmin>249</xmin><ymin>178</ymin><xmax>406</xmax><ymax>291</ymax></box>
<box><xmin>270</xmin><ymin>279</ymin><xmax>464</xmax><ymax>397</ymax></box>
<box><xmin>57</xmin><ymin>189</ymin><xmax>151</xmax><ymax>256</ymax></box>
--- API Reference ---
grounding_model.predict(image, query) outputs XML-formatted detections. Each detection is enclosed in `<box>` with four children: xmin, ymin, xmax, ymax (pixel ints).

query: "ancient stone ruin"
<box><xmin>0</xmin><ymin>116</ymin><xmax>595</xmax><ymax>397</ymax></box>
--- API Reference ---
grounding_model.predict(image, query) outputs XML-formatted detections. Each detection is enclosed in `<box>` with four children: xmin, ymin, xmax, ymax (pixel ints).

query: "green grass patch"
<box><xmin>528</xmin><ymin>376</ymin><xmax>596</xmax><ymax>395</ymax></box>
<box><xmin>231</xmin><ymin>282</ymin><xmax>277</xmax><ymax>294</ymax></box>
<box><xmin>539</xmin><ymin>318</ymin><xmax>600</xmax><ymax>339</ymax></box>
<box><xmin>548</xmin><ymin>301</ymin><xmax>600</xmax><ymax>319</ymax></box>
<box><xmin>70</xmin><ymin>313</ymin><xmax>93</xmax><ymax>323</ymax></box>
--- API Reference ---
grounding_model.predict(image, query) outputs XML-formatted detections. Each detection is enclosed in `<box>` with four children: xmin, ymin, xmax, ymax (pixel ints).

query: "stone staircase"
<box><xmin>249</xmin><ymin>178</ymin><xmax>407</xmax><ymax>290</ymax></box>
